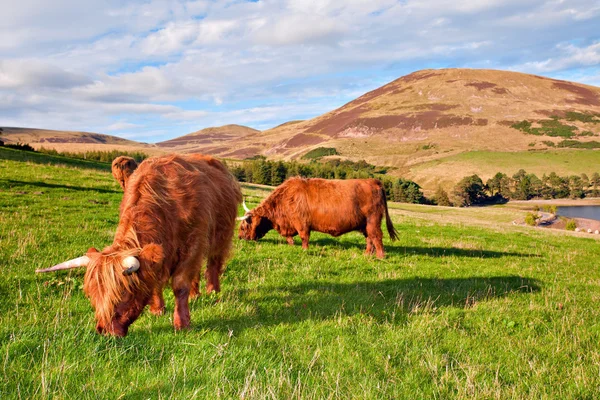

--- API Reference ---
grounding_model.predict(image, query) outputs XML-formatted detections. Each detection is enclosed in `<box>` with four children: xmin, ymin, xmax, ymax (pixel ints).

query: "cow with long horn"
<box><xmin>238</xmin><ymin>177</ymin><xmax>398</xmax><ymax>258</ymax></box>
<box><xmin>38</xmin><ymin>154</ymin><xmax>242</xmax><ymax>336</ymax></box>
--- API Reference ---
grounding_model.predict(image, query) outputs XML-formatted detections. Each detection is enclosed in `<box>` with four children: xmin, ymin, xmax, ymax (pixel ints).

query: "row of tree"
<box><xmin>228</xmin><ymin>157</ymin><xmax>427</xmax><ymax>204</ymax></box>
<box><xmin>451</xmin><ymin>169</ymin><xmax>600</xmax><ymax>206</ymax></box>
<box><xmin>37</xmin><ymin>147</ymin><xmax>148</xmax><ymax>163</ymax></box>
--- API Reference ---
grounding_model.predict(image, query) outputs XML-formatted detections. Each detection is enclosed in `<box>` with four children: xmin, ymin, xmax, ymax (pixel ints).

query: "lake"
<box><xmin>557</xmin><ymin>206</ymin><xmax>600</xmax><ymax>221</ymax></box>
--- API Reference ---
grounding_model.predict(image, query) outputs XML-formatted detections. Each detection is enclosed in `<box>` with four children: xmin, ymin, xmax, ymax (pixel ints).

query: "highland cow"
<box><xmin>111</xmin><ymin>156</ymin><xmax>138</xmax><ymax>190</ymax></box>
<box><xmin>38</xmin><ymin>154</ymin><xmax>242</xmax><ymax>336</ymax></box>
<box><xmin>238</xmin><ymin>177</ymin><xmax>397</xmax><ymax>258</ymax></box>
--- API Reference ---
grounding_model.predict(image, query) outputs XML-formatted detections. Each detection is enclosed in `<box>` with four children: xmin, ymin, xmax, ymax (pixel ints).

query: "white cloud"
<box><xmin>106</xmin><ymin>122</ymin><xmax>141</xmax><ymax>131</ymax></box>
<box><xmin>514</xmin><ymin>42</ymin><xmax>600</xmax><ymax>73</ymax></box>
<box><xmin>0</xmin><ymin>60</ymin><xmax>91</xmax><ymax>89</ymax></box>
<box><xmin>1</xmin><ymin>0</ymin><xmax>599</xmax><ymax>141</ymax></box>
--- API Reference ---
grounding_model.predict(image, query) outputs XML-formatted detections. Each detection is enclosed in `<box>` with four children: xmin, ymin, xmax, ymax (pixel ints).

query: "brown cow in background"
<box><xmin>238</xmin><ymin>177</ymin><xmax>398</xmax><ymax>258</ymax></box>
<box><xmin>111</xmin><ymin>156</ymin><xmax>138</xmax><ymax>190</ymax></box>
<box><xmin>38</xmin><ymin>154</ymin><xmax>242</xmax><ymax>336</ymax></box>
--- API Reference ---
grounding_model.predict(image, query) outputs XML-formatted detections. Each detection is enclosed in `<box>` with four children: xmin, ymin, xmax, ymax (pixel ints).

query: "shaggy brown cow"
<box><xmin>238</xmin><ymin>177</ymin><xmax>397</xmax><ymax>258</ymax></box>
<box><xmin>37</xmin><ymin>154</ymin><xmax>242</xmax><ymax>336</ymax></box>
<box><xmin>111</xmin><ymin>156</ymin><xmax>138</xmax><ymax>190</ymax></box>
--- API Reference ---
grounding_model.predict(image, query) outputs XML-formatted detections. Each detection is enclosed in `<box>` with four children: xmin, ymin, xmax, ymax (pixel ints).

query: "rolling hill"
<box><xmin>3</xmin><ymin>68</ymin><xmax>600</xmax><ymax>192</ymax></box>
<box><xmin>0</xmin><ymin>127</ymin><xmax>163</xmax><ymax>155</ymax></box>
<box><xmin>156</xmin><ymin>124</ymin><xmax>260</xmax><ymax>156</ymax></box>
<box><xmin>179</xmin><ymin>68</ymin><xmax>600</xmax><ymax>191</ymax></box>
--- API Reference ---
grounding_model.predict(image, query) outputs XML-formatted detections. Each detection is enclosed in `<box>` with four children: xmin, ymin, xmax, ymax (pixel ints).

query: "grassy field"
<box><xmin>2</xmin><ymin>147</ymin><xmax>600</xmax><ymax>398</ymax></box>
<box><xmin>409</xmin><ymin>149</ymin><xmax>600</xmax><ymax>191</ymax></box>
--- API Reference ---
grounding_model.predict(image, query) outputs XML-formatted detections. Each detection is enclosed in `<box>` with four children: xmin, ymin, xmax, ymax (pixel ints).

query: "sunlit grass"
<box><xmin>1</xmin><ymin>147</ymin><xmax>600</xmax><ymax>398</ymax></box>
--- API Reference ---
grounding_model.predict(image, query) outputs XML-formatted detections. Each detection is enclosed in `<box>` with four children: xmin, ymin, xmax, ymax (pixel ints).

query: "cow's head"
<box><xmin>237</xmin><ymin>199</ymin><xmax>272</xmax><ymax>241</ymax></box>
<box><xmin>37</xmin><ymin>244</ymin><xmax>163</xmax><ymax>337</ymax></box>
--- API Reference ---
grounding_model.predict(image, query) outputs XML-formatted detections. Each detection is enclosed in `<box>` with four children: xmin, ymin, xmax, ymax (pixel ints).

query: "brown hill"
<box><xmin>0</xmin><ymin>127</ymin><xmax>163</xmax><ymax>155</ymax></box>
<box><xmin>246</xmin><ymin>69</ymin><xmax>600</xmax><ymax>159</ymax></box>
<box><xmin>188</xmin><ymin>68</ymin><xmax>600</xmax><ymax>191</ymax></box>
<box><xmin>4</xmin><ymin>69</ymin><xmax>600</xmax><ymax>192</ymax></box>
<box><xmin>156</xmin><ymin>124</ymin><xmax>260</xmax><ymax>156</ymax></box>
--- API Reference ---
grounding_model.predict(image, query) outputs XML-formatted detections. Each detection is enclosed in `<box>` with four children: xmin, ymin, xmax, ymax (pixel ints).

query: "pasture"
<box><xmin>1</xmin><ymin>147</ymin><xmax>600</xmax><ymax>398</ymax></box>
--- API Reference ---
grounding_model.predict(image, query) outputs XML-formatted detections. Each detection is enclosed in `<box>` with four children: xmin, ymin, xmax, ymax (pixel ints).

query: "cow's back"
<box><xmin>116</xmin><ymin>155</ymin><xmax>240</xmax><ymax>265</ymax></box>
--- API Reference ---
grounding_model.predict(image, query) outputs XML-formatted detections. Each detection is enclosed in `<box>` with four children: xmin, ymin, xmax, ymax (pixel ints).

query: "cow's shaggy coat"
<box><xmin>84</xmin><ymin>154</ymin><xmax>241</xmax><ymax>336</ymax></box>
<box><xmin>238</xmin><ymin>177</ymin><xmax>397</xmax><ymax>258</ymax></box>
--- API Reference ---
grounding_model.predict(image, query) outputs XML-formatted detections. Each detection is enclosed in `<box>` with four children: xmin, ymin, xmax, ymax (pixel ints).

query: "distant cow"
<box><xmin>111</xmin><ymin>156</ymin><xmax>138</xmax><ymax>190</ymax></box>
<box><xmin>238</xmin><ymin>177</ymin><xmax>398</xmax><ymax>258</ymax></box>
<box><xmin>38</xmin><ymin>154</ymin><xmax>242</xmax><ymax>336</ymax></box>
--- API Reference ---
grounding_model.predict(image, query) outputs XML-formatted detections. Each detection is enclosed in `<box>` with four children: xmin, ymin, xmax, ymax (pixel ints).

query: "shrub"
<box><xmin>525</xmin><ymin>212</ymin><xmax>540</xmax><ymax>226</ymax></box>
<box><xmin>557</xmin><ymin>140</ymin><xmax>600</xmax><ymax>149</ymax></box>
<box><xmin>565</xmin><ymin>111</ymin><xmax>600</xmax><ymax>123</ymax></box>
<box><xmin>453</xmin><ymin>174</ymin><xmax>486</xmax><ymax>206</ymax></box>
<box><xmin>565</xmin><ymin>219</ymin><xmax>577</xmax><ymax>231</ymax></box>
<box><xmin>301</xmin><ymin>147</ymin><xmax>339</xmax><ymax>160</ymax></box>
<box><xmin>512</xmin><ymin>119</ymin><xmax>578</xmax><ymax>138</ymax></box>
<box><xmin>434</xmin><ymin>186</ymin><xmax>452</xmax><ymax>206</ymax></box>
<box><xmin>6</xmin><ymin>142</ymin><xmax>35</xmax><ymax>152</ymax></box>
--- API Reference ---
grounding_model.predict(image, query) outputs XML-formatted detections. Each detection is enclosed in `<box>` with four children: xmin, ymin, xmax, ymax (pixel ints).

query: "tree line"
<box><xmin>228</xmin><ymin>157</ymin><xmax>427</xmax><ymax>204</ymax></box>
<box><xmin>37</xmin><ymin>147</ymin><xmax>148</xmax><ymax>163</ymax></box>
<box><xmin>450</xmin><ymin>169</ymin><xmax>600</xmax><ymax>207</ymax></box>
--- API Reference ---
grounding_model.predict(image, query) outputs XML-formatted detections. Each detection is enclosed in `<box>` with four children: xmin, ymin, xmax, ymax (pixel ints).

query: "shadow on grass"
<box><xmin>0</xmin><ymin>147</ymin><xmax>110</xmax><ymax>171</ymax></box>
<box><xmin>1</xmin><ymin>179</ymin><xmax>119</xmax><ymax>194</ymax></box>
<box><xmin>253</xmin><ymin>237</ymin><xmax>537</xmax><ymax>259</ymax></box>
<box><xmin>176</xmin><ymin>275</ymin><xmax>540</xmax><ymax>335</ymax></box>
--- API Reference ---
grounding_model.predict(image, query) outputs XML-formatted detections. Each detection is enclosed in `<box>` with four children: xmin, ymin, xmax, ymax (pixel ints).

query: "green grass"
<box><xmin>412</xmin><ymin>150</ymin><xmax>600</xmax><ymax>182</ymax></box>
<box><xmin>301</xmin><ymin>147</ymin><xmax>339</xmax><ymax>160</ymax></box>
<box><xmin>2</xmin><ymin>148</ymin><xmax>600</xmax><ymax>398</ymax></box>
<box><xmin>511</xmin><ymin>119</ymin><xmax>579</xmax><ymax>138</ymax></box>
<box><xmin>557</xmin><ymin>140</ymin><xmax>600</xmax><ymax>149</ymax></box>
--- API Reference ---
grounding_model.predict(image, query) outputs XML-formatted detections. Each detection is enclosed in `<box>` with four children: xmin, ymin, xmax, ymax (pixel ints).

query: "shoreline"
<box><xmin>508</xmin><ymin>198</ymin><xmax>600</xmax><ymax>207</ymax></box>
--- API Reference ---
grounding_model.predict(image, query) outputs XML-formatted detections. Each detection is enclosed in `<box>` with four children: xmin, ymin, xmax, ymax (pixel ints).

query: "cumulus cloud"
<box><xmin>0</xmin><ymin>60</ymin><xmax>91</xmax><ymax>89</ymax></box>
<box><xmin>513</xmin><ymin>42</ymin><xmax>600</xmax><ymax>73</ymax></box>
<box><xmin>1</xmin><ymin>0</ymin><xmax>599</xmax><ymax>142</ymax></box>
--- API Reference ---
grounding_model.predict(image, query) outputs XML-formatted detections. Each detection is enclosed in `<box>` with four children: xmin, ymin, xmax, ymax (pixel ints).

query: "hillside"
<box><xmin>202</xmin><ymin>68</ymin><xmax>600</xmax><ymax>190</ymax></box>
<box><xmin>156</xmin><ymin>124</ymin><xmax>259</xmax><ymax>156</ymax></box>
<box><xmin>0</xmin><ymin>127</ymin><xmax>163</xmax><ymax>155</ymax></box>
<box><xmin>4</xmin><ymin>69</ymin><xmax>600</xmax><ymax>192</ymax></box>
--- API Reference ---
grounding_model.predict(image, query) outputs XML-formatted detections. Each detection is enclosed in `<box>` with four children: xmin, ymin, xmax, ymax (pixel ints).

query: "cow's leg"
<box><xmin>205</xmin><ymin>254</ymin><xmax>225</xmax><ymax>294</ymax></box>
<box><xmin>361</xmin><ymin>228</ymin><xmax>374</xmax><ymax>255</ymax></box>
<box><xmin>148</xmin><ymin>288</ymin><xmax>165</xmax><ymax>316</ymax></box>
<box><xmin>172</xmin><ymin>278</ymin><xmax>191</xmax><ymax>330</ymax></box>
<box><xmin>366</xmin><ymin>218</ymin><xmax>385</xmax><ymax>259</ymax></box>
<box><xmin>286</xmin><ymin>236</ymin><xmax>294</xmax><ymax>246</ymax></box>
<box><xmin>189</xmin><ymin>275</ymin><xmax>200</xmax><ymax>299</ymax></box>
<box><xmin>171</xmin><ymin>263</ymin><xmax>201</xmax><ymax>330</ymax></box>
<box><xmin>298</xmin><ymin>229</ymin><xmax>311</xmax><ymax>250</ymax></box>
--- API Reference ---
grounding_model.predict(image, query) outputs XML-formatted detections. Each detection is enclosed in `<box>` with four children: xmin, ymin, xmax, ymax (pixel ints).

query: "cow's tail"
<box><xmin>381</xmin><ymin>188</ymin><xmax>398</xmax><ymax>241</ymax></box>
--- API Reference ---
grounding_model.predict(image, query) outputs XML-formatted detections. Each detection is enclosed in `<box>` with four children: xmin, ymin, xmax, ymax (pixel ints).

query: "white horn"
<box><xmin>36</xmin><ymin>256</ymin><xmax>90</xmax><ymax>273</ymax></box>
<box><xmin>236</xmin><ymin>214</ymin><xmax>251</xmax><ymax>221</ymax></box>
<box><xmin>243</xmin><ymin>198</ymin><xmax>250</xmax><ymax>212</ymax></box>
<box><xmin>122</xmin><ymin>256</ymin><xmax>140</xmax><ymax>275</ymax></box>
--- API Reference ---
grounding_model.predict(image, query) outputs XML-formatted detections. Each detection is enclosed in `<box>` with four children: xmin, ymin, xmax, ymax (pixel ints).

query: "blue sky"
<box><xmin>1</xmin><ymin>0</ymin><xmax>599</xmax><ymax>143</ymax></box>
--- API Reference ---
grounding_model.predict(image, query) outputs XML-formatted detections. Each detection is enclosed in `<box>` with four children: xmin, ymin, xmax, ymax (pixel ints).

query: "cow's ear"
<box><xmin>139</xmin><ymin>243</ymin><xmax>164</xmax><ymax>266</ymax></box>
<box><xmin>86</xmin><ymin>247</ymin><xmax>99</xmax><ymax>256</ymax></box>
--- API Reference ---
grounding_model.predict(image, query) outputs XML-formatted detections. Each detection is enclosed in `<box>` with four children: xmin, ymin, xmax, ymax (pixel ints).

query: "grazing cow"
<box><xmin>111</xmin><ymin>156</ymin><xmax>138</xmax><ymax>190</ymax></box>
<box><xmin>38</xmin><ymin>154</ymin><xmax>242</xmax><ymax>336</ymax></box>
<box><xmin>238</xmin><ymin>177</ymin><xmax>398</xmax><ymax>258</ymax></box>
